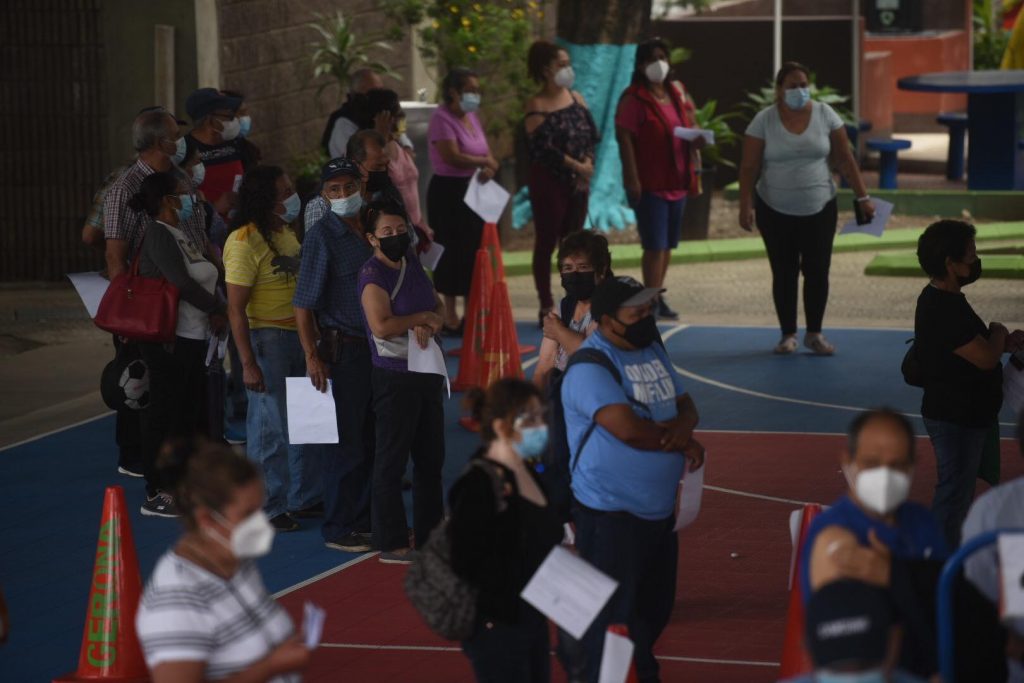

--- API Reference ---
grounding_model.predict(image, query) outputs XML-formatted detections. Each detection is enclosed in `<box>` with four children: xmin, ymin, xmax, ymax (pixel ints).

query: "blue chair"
<box><xmin>937</xmin><ymin>112</ymin><xmax>968</xmax><ymax>181</ymax></box>
<box><xmin>841</xmin><ymin>120</ymin><xmax>873</xmax><ymax>188</ymax></box>
<box><xmin>866</xmin><ymin>138</ymin><xmax>912</xmax><ymax>189</ymax></box>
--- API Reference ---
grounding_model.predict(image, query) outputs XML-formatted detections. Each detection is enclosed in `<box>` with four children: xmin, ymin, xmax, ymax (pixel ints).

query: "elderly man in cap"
<box><xmin>560</xmin><ymin>275</ymin><xmax>703</xmax><ymax>683</ymax></box>
<box><xmin>185</xmin><ymin>87</ymin><xmax>244</xmax><ymax>216</ymax></box>
<box><xmin>293</xmin><ymin>157</ymin><xmax>376</xmax><ymax>553</ymax></box>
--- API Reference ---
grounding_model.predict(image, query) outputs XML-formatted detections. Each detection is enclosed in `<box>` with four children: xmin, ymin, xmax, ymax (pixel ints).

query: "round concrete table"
<box><xmin>898</xmin><ymin>70</ymin><xmax>1024</xmax><ymax>190</ymax></box>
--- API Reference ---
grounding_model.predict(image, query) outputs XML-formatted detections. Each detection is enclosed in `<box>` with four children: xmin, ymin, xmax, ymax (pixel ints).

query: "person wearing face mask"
<box><xmin>293</xmin><ymin>157</ymin><xmax>376</xmax><ymax>553</ymax></box>
<box><xmin>219</xmin><ymin>89</ymin><xmax>261</xmax><ymax>171</ymax></box>
<box><xmin>137</xmin><ymin>438</ymin><xmax>310</xmax><ymax>683</ymax></box>
<box><xmin>561</xmin><ymin>275</ymin><xmax>704</xmax><ymax>682</ymax></box>
<box><xmin>127</xmin><ymin>172</ymin><xmax>227</xmax><ymax>518</ymax></box>
<box><xmin>371</xmin><ymin>90</ymin><xmax>433</xmax><ymax>244</ymax></box>
<box><xmin>533</xmin><ymin>230</ymin><xmax>612</xmax><ymax>390</ymax></box>
<box><xmin>616</xmin><ymin>37</ymin><xmax>705</xmax><ymax>322</ymax></box>
<box><xmin>913</xmin><ymin>220</ymin><xmax>1024</xmax><ymax>547</ymax></box>
<box><xmin>324</xmin><ymin>68</ymin><xmax>384</xmax><ymax>159</ymax></box>
<box><xmin>524</xmin><ymin>41</ymin><xmax>600</xmax><ymax>326</ymax></box>
<box><xmin>185</xmin><ymin>88</ymin><xmax>245</xmax><ymax>218</ymax></box>
<box><xmin>224</xmin><ymin>166</ymin><xmax>324</xmax><ymax>532</ymax></box>
<box><xmin>180</xmin><ymin>138</ymin><xmax>231</xmax><ymax>252</ymax></box>
<box><xmin>739</xmin><ymin>61</ymin><xmax>875</xmax><ymax>356</ymax></box>
<box><xmin>427</xmin><ymin>67</ymin><xmax>499</xmax><ymax>335</ymax></box>
<box><xmin>448</xmin><ymin>379</ymin><xmax>564</xmax><ymax>682</ymax></box>
<box><xmin>358</xmin><ymin>199</ymin><xmax>447</xmax><ymax>564</ymax></box>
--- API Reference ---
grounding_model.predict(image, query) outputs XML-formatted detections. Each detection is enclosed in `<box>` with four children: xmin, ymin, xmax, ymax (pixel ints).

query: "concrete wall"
<box><xmin>215</xmin><ymin>0</ymin><xmax>414</xmax><ymax>171</ymax></box>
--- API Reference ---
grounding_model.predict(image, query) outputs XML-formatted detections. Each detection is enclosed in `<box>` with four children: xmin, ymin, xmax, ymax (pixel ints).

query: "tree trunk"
<box><xmin>556</xmin><ymin>0</ymin><xmax>653</xmax><ymax>44</ymax></box>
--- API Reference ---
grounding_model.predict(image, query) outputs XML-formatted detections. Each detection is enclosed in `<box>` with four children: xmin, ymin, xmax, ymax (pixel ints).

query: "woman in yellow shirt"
<box><xmin>224</xmin><ymin>166</ymin><xmax>323</xmax><ymax>531</ymax></box>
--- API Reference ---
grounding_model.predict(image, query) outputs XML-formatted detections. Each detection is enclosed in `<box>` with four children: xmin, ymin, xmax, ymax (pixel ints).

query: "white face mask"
<box><xmin>853</xmin><ymin>466</ymin><xmax>911</xmax><ymax>516</ymax></box>
<box><xmin>330</xmin><ymin>192</ymin><xmax>363</xmax><ymax>218</ymax></box>
<box><xmin>554</xmin><ymin>66</ymin><xmax>575</xmax><ymax>89</ymax></box>
<box><xmin>171</xmin><ymin>136</ymin><xmax>187</xmax><ymax>165</ymax></box>
<box><xmin>219</xmin><ymin>117</ymin><xmax>241</xmax><ymax>141</ymax></box>
<box><xmin>644</xmin><ymin>59</ymin><xmax>670</xmax><ymax>84</ymax></box>
<box><xmin>209</xmin><ymin>509</ymin><xmax>275</xmax><ymax>559</ymax></box>
<box><xmin>191</xmin><ymin>162</ymin><xmax>206</xmax><ymax>186</ymax></box>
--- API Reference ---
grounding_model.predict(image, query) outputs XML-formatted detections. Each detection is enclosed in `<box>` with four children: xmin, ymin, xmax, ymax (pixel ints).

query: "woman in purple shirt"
<box><xmin>358</xmin><ymin>199</ymin><xmax>447</xmax><ymax>564</ymax></box>
<box><xmin>427</xmin><ymin>67</ymin><xmax>498</xmax><ymax>335</ymax></box>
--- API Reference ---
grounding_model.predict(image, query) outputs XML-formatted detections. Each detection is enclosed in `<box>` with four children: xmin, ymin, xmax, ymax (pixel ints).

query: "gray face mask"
<box><xmin>330</xmin><ymin>193</ymin><xmax>363</xmax><ymax>218</ymax></box>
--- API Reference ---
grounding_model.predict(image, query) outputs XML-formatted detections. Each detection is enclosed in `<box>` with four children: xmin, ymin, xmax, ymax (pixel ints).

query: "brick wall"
<box><xmin>216</xmin><ymin>0</ymin><xmax>413</xmax><ymax>172</ymax></box>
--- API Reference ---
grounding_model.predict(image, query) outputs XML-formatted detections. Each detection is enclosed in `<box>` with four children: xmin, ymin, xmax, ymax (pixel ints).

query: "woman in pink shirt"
<box><xmin>427</xmin><ymin>68</ymin><xmax>499</xmax><ymax>335</ymax></box>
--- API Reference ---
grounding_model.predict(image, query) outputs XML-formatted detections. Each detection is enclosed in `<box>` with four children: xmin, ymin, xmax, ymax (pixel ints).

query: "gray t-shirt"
<box><xmin>746</xmin><ymin>101</ymin><xmax>844</xmax><ymax>216</ymax></box>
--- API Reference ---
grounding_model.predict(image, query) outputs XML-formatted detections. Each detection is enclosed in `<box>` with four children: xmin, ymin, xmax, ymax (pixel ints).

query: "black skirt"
<box><xmin>427</xmin><ymin>174</ymin><xmax>484</xmax><ymax>296</ymax></box>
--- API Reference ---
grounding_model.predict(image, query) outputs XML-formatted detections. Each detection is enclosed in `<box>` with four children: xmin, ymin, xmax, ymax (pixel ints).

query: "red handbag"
<box><xmin>94</xmin><ymin>231</ymin><xmax>179</xmax><ymax>343</ymax></box>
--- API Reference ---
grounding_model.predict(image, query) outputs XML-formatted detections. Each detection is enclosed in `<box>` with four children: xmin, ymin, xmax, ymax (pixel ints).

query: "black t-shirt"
<box><xmin>914</xmin><ymin>285</ymin><xmax>1002</xmax><ymax>426</ymax></box>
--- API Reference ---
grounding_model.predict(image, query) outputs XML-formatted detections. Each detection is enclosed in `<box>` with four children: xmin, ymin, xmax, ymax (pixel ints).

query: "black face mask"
<box><xmin>366</xmin><ymin>170</ymin><xmax>390</xmax><ymax>193</ymax></box>
<box><xmin>615</xmin><ymin>314</ymin><xmax>659</xmax><ymax>349</ymax></box>
<box><xmin>377</xmin><ymin>232</ymin><xmax>411</xmax><ymax>263</ymax></box>
<box><xmin>957</xmin><ymin>258</ymin><xmax>982</xmax><ymax>286</ymax></box>
<box><xmin>561</xmin><ymin>271</ymin><xmax>597</xmax><ymax>301</ymax></box>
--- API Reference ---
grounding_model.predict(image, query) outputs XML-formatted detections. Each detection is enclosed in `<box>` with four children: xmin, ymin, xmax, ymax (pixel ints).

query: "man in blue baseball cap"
<box><xmin>293</xmin><ymin>157</ymin><xmax>376</xmax><ymax>552</ymax></box>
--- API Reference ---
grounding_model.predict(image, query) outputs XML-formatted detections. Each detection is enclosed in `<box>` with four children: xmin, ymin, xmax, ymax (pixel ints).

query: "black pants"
<box><xmin>370</xmin><ymin>367</ymin><xmax>446</xmax><ymax>551</ymax></box>
<box><xmin>113</xmin><ymin>336</ymin><xmax>142</xmax><ymax>471</ymax></box>
<box><xmin>321</xmin><ymin>340</ymin><xmax>375</xmax><ymax>542</ymax></box>
<box><xmin>462</xmin><ymin>608</ymin><xmax>550</xmax><ymax>683</ymax></box>
<box><xmin>138</xmin><ymin>337</ymin><xmax>207</xmax><ymax>497</ymax></box>
<box><xmin>755</xmin><ymin>194</ymin><xmax>837</xmax><ymax>336</ymax></box>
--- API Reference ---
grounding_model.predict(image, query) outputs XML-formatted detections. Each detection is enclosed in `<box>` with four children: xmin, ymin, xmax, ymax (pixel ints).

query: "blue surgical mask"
<box><xmin>516</xmin><ymin>425</ymin><xmax>549</xmax><ymax>459</ymax></box>
<box><xmin>330</xmin><ymin>192</ymin><xmax>363</xmax><ymax>218</ymax></box>
<box><xmin>460</xmin><ymin>92</ymin><xmax>481</xmax><ymax>113</ymax></box>
<box><xmin>238</xmin><ymin>115</ymin><xmax>252</xmax><ymax>138</ymax></box>
<box><xmin>784</xmin><ymin>87</ymin><xmax>811</xmax><ymax>111</ymax></box>
<box><xmin>171</xmin><ymin>136</ymin><xmax>187</xmax><ymax>165</ymax></box>
<box><xmin>191</xmin><ymin>162</ymin><xmax>206</xmax><ymax>186</ymax></box>
<box><xmin>279</xmin><ymin>192</ymin><xmax>301</xmax><ymax>223</ymax></box>
<box><xmin>814</xmin><ymin>669</ymin><xmax>886</xmax><ymax>683</ymax></box>
<box><xmin>176</xmin><ymin>194</ymin><xmax>195</xmax><ymax>223</ymax></box>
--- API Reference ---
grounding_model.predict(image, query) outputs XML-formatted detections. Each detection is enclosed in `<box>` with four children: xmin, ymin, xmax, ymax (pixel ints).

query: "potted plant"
<box><xmin>308</xmin><ymin>10</ymin><xmax>399</xmax><ymax>99</ymax></box>
<box><xmin>680</xmin><ymin>99</ymin><xmax>740</xmax><ymax>240</ymax></box>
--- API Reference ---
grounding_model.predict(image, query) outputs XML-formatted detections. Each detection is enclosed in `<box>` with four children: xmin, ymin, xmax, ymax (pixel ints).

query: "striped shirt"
<box><xmin>103</xmin><ymin>158</ymin><xmax>207</xmax><ymax>260</ymax></box>
<box><xmin>303</xmin><ymin>195</ymin><xmax>329</xmax><ymax>233</ymax></box>
<box><xmin>84</xmin><ymin>165</ymin><xmax>127</xmax><ymax>231</ymax></box>
<box><xmin>136</xmin><ymin>551</ymin><xmax>299</xmax><ymax>682</ymax></box>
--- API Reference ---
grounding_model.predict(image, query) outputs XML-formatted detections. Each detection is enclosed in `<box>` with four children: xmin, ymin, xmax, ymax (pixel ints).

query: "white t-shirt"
<box><xmin>161</xmin><ymin>222</ymin><xmax>219</xmax><ymax>340</ymax></box>
<box><xmin>136</xmin><ymin>551</ymin><xmax>299</xmax><ymax>682</ymax></box>
<box><xmin>746</xmin><ymin>101</ymin><xmax>844</xmax><ymax>216</ymax></box>
<box><xmin>327</xmin><ymin>116</ymin><xmax>359</xmax><ymax>159</ymax></box>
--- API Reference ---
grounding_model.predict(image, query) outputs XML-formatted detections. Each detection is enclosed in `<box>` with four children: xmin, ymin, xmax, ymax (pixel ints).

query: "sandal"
<box><xmin>804</xmin><ymin>333</ymin><xmax>836</xmax><ymax>356</ymax></box>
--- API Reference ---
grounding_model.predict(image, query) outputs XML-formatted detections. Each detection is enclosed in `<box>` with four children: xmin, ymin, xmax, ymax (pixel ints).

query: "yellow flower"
<box><xmin>468</xmin><ymin>45</ymin><xmax>478</xmax><ymax>53</ymax></box>
<box><xmin>449</xmin><ymin>4</ymin><xmax>459</xmax><ymax>13</ymax></box>
<box><xmin>511</xmin><ymin>8</ymin><xmax>524</xmax><ymax>19</ymax></box>
<box><xmin>528</xmin><ymin>0</ymin><xmax>539</xmax><ymax>8</ymax></box>
<box><xmin>461</xmin><ymin>17</ymin><xmax>471</xmax><ymax>27</ymax></box>
<box><xmin>473</xmin><ymin>3</ymin><xmax>482</xmax><ymax>10</ymax></box>
<box><xmin>432</xmin><ymin>19</ymin><xmax>440</xmax><ymax>29</ymax></box>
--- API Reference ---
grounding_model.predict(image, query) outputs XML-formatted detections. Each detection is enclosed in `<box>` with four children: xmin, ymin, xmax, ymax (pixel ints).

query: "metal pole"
<box><xmin>773</xmin><ymin>0</ymin><xmax>782</xmax><ymax>79</ymax></box>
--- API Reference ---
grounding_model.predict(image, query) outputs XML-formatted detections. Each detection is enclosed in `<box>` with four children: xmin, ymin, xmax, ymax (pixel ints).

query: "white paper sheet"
<box><xmin>303</xmin><ymin>601</ymin><xmax>326</xmax><ymax>650</ymax></box>
<box><xmin>787</xmin><ymin>508</ymin><xmax>803</xmax><ymax>590</ymax></box>
<box><xmin>285</xmin><ymin>377</ymin><xmax>339</xmax><ymax>444</ymax></box>
<box><xmin>839</xmin><ymin>198</ymin><xmax>894</xmax><ymax>238</ymax></box>
<box><xmin>673</xmin><ymin>459</ymin><xmax>705</xmax><ymax>531</ymax></box>
<box><xmin>1004</xmin><ymin>351</ymin><xmax>1024</xmax><ymax>418</ymax></box>
<box><xmin>999</xmin><ymin>534</ymin><xmax>1024</xmax><ymax>618</ymax></box>
<box><xmin>520</xmin><ymin>546</ymin><xmax>618</xmax><ymax>640</ymax></box>
<box><xmin>419</xmin><ymin>241</ymin><xmax>446</xmax><ymax>271</ymax></box>
<box><xmin>673</xmin><ymin>126</ymin><xmax>715</xmax><ymax>145</ymax></box>
<box><xmin>598</xmin><ymin>630</ymin><xmax>635</xmax><ymax>683</ymax></box>
<box><xmin>66</xmin><ymin>272</ymin><xmax>110</xmax><ymax>319</ymax></box>
<box><xmin>407</xmin><ymin>331</ymin><xmax>450</xmax><ymax>397</ymax></box>
<box><xmin>232</xmin><ymin>174</ymin><xmax>243</xmax><ymax>193</ymax></box>
<box><xmin>205</xmin><ymin>334</ymin><xmax>228</xmax><ymax>367</ymax></box>
<box><xmin>463</xmin><ymin>169</ymin><xmax>511</xmax><ymax>223</ymax></box>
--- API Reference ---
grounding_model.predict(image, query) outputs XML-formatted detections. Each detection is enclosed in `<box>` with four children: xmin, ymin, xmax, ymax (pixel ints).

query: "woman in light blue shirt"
<box><xmin>738</xmin><ymin>62</ymin><xmax>874</xmax><ymax>356</ymax></box>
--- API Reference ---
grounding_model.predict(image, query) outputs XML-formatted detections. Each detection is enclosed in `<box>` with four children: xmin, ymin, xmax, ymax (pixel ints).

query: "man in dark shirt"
<box><xmin>293</xmin><ymin>157</ymin><xmax>375</xmax><ymax>553</ymax></box>
<box><xmin>185</xmin><ymin>88</ymin><xmax>244</xmax><ymax>216</ymax></box>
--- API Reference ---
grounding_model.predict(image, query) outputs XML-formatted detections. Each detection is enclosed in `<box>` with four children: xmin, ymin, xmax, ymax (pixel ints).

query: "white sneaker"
<box><xmin>804</xmin><ymin>333</ymin><xmax>836</xmax><ymax>356</ymax></box>
<box><xmin>774</xmin><ymin>336</ymin><xmax>798</xmax><ymax>354</ymax></box>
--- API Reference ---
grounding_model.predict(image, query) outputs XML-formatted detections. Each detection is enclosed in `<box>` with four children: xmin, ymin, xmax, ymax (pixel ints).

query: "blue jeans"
<box><xmin>246</xmin><ymin>328</ymin><xmax>323</xmax><ymax>518</ymax></box>
<box><xmin>924</xmin><ymin>418</ymin><xmax>989</xmax><ymax>548</ymax></box>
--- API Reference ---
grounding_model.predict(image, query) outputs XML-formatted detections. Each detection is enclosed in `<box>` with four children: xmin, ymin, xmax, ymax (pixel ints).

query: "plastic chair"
<box><xmin>866</xmin><ymin>138</ymin><xmax>912</xmax><ymax>189</ymax></box>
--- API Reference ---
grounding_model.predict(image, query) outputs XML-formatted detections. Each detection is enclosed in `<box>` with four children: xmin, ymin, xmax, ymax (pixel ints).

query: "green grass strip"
<box><xmin>865</xmin><ymin>252</ymin><xmax>1024</xmax><ymax>279</ymax></box>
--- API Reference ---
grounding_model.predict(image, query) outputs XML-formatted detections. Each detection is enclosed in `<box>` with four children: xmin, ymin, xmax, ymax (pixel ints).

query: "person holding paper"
<box><xmin>561</xmin><ymin>275</ymin><xmax>704</xmax><ymax>682</ymax></box>
<box><xmin>294</xmin><ymin>157</ymin><xmax>376</xmax><ymax>554</ymax></box>
<box><xmin>137</xmin><ymin>438</ymin><xmax>310</xmax><ymax>683</ymax></box>
<box><xmin>523</xmin><ymin>41</ymin><xmax>600</xmax><ymax>327</ymax></box>
<box><xmin>427</xmin><ymin>67</ymin><xmax>498</xmax><ymax>335</ymax></box>
<box><xmin>449</xmin><ymin>379</ymin><xmax>563</xmax><ymax>682</ymax></box>
<box><xmin>615</xmin><ymin>37</ymin><xmax>705</xmax><ymax>322</ymax></box>
<box><xmin>913</xmin><ymin>220</ymin><xmax>1024</xmax><ymax>547</ymax></box>
<box><xmin>358</xmin><ymin>199</ymin><xmax>447</xmax><ymax>564</ymax></box>
<box><xmin>738</xmin><ymin>61</ymin><xmax>874</xmax><ymax>356</ymax></box>
<box><xmin>533</xmin><ymin>230</ymin><xmax>612</xmax><ymax>389</ymax></box>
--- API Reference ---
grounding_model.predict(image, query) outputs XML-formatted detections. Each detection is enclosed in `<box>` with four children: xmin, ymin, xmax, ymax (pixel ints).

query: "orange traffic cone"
<box><xmin>54</xmin><ymin>486</ymin><xmax>148</xmax><ymax>683</ymax></box>
<box><xmin>480</xmin><ymin>281</ymin><xmax>524</xmax><ymax>386</ymax></box>
<box><xmin>777</xmin><ymin>503</ymin><xmax>823</xmax><ymax>679</ymax></box>
<box><xmin>605</xmin><ymin>624</ymin><xmax>639</xmax><ymax>683</ymax></box>
<box><xmin>451</xmin><ymin>248</ymin><xmax>493</xmax><ymax>390</ymax></box>
<box><xmin>479</xmin><ymin>222</ymin><xmax>506</xmax><ymax>282</ymax></box>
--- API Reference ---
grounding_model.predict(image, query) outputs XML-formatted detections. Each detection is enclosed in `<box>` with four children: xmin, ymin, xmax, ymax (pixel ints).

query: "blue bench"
<box><xmin>866</xmin><ymin>138</ymin><xmax>912</xmax><ymax>189</ymax></box>
<box><xmin>842</xmin><ymin>120</ymin><xmax>873</xmax><ymax>188</ymax></box>
<box><xmin>937</xmin><ymin>112</ymin><xmax>968</xmax><ymax>181</ymax></box>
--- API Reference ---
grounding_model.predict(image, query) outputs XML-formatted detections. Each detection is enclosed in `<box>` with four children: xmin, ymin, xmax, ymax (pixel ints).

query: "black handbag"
<box><xmin>901</xmin><ymin>338</ymin><xmax>926</xmax><ymax>388</ymax></box>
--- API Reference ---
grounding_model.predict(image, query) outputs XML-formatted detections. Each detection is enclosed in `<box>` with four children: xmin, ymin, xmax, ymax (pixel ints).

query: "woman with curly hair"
<box><xmin>224</xmin><ymin>165</ymin><xmax>323</xmax><ymax>531</ymax></box>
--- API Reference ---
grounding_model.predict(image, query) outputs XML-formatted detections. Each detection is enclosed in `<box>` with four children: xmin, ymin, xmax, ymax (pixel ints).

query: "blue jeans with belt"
<box><xmin>924</xmin><ymin>417</ymin><xmax>989</xmax><ymax>548</ymax></box>
<box><xmin>246</xmin><ymin>327</ymin><xmax>323</xmax><ymax>518</ymax></box>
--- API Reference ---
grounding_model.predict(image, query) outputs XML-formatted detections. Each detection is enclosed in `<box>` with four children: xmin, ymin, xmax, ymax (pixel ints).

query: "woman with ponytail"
<box><xmin>136</xmin><ymin>438</ymin><xmax>310</xmax><ymax>682</ymax></box>
<box><xmin>130</xmin><ymin>171</ymin><xmax>226</xmax><ymax>518</ymax></box>
<box><xmin>449</xmin><ymin>379</ymin><xmax>563</xmax><ymax>682</ymax></box>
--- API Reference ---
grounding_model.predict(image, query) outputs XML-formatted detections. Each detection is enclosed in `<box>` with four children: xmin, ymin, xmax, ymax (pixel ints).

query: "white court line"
<box><xmin>705</xmin><ymin>484</ymin><xmax>819</xmax><ymax>507</ymax></box>
<box><xmin>272</xmin><ymin>552</ymin><xmax>378</xmax><ymax>599</ymax></box>
<box><xmin>0</xmin><ymin>410</ymin><xmax>112</xmax><ymax>453</ymax></box>
<box><xmin>318</xmin><ymin>642</ymin><xmax>777</xmax><ymax>668</ymax></box>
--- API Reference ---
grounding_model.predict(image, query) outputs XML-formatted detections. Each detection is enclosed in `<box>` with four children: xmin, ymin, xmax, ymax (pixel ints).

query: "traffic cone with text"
<box><xmin>478</xmin><ymin>221</ymin><xmax>535</xmax><ymax>355</ymax></box>
<box><xmin>777</xmin><ymin>503</ymin><xmax>823</xmax><ymax>679</ymax></box>
<box><xmin>451</xmin><ymin>248</ymin><xmax>493</xmax><ymax>391</ymax></box>
<box><xmin>54</xmin><ymin>486</ymin><xmax>148</xmax><ymax>683</ymax></box>
<box><xmin>480</xmin><ymin>281</ymin><xmax>524</xmax><ymax>386</ymax></box>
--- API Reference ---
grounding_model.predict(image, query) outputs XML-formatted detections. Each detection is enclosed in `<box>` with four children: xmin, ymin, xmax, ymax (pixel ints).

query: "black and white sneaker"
<box><xmin>118</xmin><ymin>465</ymin><xmax>144</xmax><ymax>478</ymax></box>
<box><xmin>141</xmin><ymin>492</ymin><xmax>180</xmax><ymax>518</ymax></box>
<box><xmin>325</xmin><ymin>533</ymin><xmax>372</xmax><ymax>553</ymax></box>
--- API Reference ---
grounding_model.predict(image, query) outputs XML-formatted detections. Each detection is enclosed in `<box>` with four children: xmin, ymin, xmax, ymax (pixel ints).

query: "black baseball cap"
<box><xmin>321</xmin><ymin>157</ymin><xmax>362</xmax><ymax>183</ymax></box>
<box><xmin>805</xmin><ymin>580</ymin><xmax>894</xmax><ymax>670</ymax></box>
<box><xmin>590</xmin><ymin>276</ymin><xmax>664</xmax><ymax>321</ymax></box>
<box><xmin>186</xmin><ymin>88</ymin><xmax>242</xmax><ymax>122</ymax></box>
